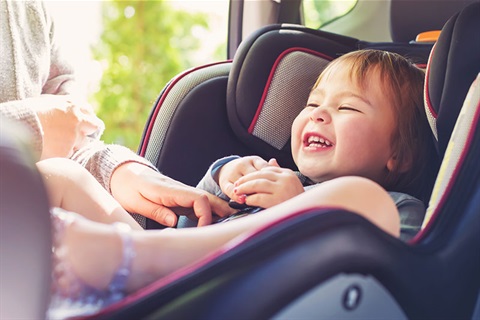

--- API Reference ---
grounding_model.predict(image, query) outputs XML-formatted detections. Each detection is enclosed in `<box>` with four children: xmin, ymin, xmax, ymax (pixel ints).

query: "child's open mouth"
<box><xmin>304</xmin><ymin>134</ymin><xmax>333</xmax><ymax>148</ymax></box>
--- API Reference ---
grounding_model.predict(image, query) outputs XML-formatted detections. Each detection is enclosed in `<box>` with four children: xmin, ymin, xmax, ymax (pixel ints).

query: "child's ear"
<box><xmin>387</xmin><ymin>155</ymin><xmax>411</xmax><ymax>173</ymax></box>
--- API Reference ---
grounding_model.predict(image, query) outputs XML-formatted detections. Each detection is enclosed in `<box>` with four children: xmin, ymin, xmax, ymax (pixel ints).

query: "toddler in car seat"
<box><xmin>182</xmin><ymin>49</ymin><xmax>439</xmax><ymax>241</ymax></box>
<box><xmin>42</xmin><ymin>49</ymin><xmax>436</xmax><ymax>317</ymax></box>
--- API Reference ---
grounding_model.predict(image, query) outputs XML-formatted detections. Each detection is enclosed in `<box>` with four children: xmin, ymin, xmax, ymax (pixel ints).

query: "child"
<box><xmin>41</xmin><ymin>49</ymin><xmax>432</xmax><ymax>315</ymax></box>
<box><xmin>180</xmin><ymin>49</ymin><xmax>438</xmax><ymax>241</ymax></box>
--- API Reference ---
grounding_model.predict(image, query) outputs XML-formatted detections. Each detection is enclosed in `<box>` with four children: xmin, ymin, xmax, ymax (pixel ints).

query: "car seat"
<box><xmin>0</xmin><ymin>118</ymin><xmax>52</xmax><ymax>319</ymax></box>
<box><xmin>87</xmin><ymin>2</ymin><xmax>479</xmax><ymax>319</ymax></box>
<box><xmin>137</xmin><ymin>23</ymin><xmax>434</xmax><ymax>229</ymax></box>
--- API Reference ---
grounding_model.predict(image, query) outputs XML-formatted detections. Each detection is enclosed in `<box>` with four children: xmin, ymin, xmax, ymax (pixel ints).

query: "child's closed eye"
<box><xmin>338</xmin><ymin>105</ymin><xmax>361</xmax><ymax>112</ymax></box>
<box><xmin>305</xmin><ymin>103</ymin><xmax>319</xmax><ymax>109</ymax></box>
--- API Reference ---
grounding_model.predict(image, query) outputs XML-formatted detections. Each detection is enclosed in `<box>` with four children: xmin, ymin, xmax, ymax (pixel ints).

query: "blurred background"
<box><xmin>46</xmin><ymin>0</ymin><xmax>354</xmax><ymax>151</ymax></box>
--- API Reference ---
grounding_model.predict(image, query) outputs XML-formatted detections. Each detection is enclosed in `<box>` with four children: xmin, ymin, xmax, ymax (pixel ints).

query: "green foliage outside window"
<box><xmin>303</xmin><ymin>0</ymin><xmax>357</xmax><ymax>28</ymax></box>
<box><xmin>92</xmin><ymin>1</ymin><xmax>210</xmax><ymax>150</ymax></box>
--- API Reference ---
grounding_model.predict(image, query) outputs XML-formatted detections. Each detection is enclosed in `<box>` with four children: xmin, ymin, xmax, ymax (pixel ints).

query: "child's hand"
<box><xmin>230</xmin><ymin>158</ymin><xmax>304</xmax><ymax>208</ymax></box>
<box><xmin>217</xmin><ymin>156</ymin><xmax>270</xmax><ymax>199</ymax></box>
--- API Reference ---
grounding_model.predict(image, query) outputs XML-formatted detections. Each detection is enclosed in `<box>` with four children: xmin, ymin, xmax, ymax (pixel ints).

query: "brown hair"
<box><xmin>314</xmin><ymin>50</ymin><xmax>438</xmax><ymax>201</ymax></box>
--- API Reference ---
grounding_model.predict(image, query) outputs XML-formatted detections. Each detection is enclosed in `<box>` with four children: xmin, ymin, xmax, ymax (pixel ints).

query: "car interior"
<box><xmin>0</xmin><ymin>0</ymin><xmax>479</xmax><ymax>319</ymax></box>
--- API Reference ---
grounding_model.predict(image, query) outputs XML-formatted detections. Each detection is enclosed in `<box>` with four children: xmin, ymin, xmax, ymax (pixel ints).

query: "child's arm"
<box><xmin>56</xmin><ymin>176</ymin><xmax>400</xmax><ymax>295</ymax></box>
<box><xmin>196</xmin><ymin>156</ymin><xmax>241</xmax><ymax>200</ymax></box>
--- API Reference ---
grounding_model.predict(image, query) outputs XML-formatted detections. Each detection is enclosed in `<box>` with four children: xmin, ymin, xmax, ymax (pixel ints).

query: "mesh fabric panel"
<box><xmin>144</xmin><ymin>63</ymin><xmax>231</xmax><ymax>164</ymax></box>
<box><xmin>252</xmin><ymin>51</ymin><xmax>330</xmax><ymax>150</ymax></box>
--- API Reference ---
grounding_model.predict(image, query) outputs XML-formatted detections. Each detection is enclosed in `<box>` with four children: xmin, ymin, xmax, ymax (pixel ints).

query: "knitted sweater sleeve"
<box><xmin>0</xmin><ymin>101</ymin><xmax>43</xmax><ymax>159</ymax></box>
<box><xmin>71</xmin><ymin>141</ymin><xmax>158</xmax><ymax>193</ymax></box>
<box><xmin>0</xmin><ymin>96</ymin><xmax>158</xmax><ymax>194</ymax></box>
<box><xmin>41</xmin><ymin>2</ymin><xmax>78</xmax><ymax>96</ymax></box>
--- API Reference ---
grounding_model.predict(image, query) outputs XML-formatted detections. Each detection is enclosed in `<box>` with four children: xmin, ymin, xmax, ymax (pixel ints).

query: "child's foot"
<box><xmin>49</xmin><ymin>208</ymin><xmax>135</xmax><ymax>317</ymax></box>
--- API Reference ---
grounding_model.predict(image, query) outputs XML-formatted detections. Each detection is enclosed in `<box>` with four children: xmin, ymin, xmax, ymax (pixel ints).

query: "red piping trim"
<box><xmin>138</xmin><ymin>60</ymin><xmax>232</xmax><ymax>157</ymax></box>
<box><xmin>410</xmin><ymin>99</ymin><xmax>480</xmax><ymax>244</ymax></box>
<box><xmin>247</xmin><ymin>48</ymin><xmax>334</xmax><ymax>134</ymax></box>
<box><xmin>424</xmin><ymin>44</ymin><xmax>438</xmax><ymax>119</ymax></box>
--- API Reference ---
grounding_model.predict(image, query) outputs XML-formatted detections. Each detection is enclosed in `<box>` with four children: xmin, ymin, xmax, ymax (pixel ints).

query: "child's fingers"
<box><xmin>222</xmin><ymin>181</ymin><xmax>236</xmax><ymax>198</ymax></box>
<box><xmin>241</xmin><ymin>192</ymin><xmax>275</xmax><ymax>209</ymax></box>
<box><xmin>268</xmin><ymin>158</ymin><xmax>280</xmax><ymax>167</ymax></box>
<box><xmin>234</xmin><ymin>167</ymin><xmax>282</xmax><ymax>186</ymax></box>
<box><xmin>249</xmin><ymin>156</ymin><xmax>270</xmax><ymax>171</ymax></box>
<box><xmin>233</xmin><ymin>177</ymin><xmax>276</xmax><ymax>199</ymax></box>
<box><xmin>235</xmin><ymin>194</ymin><xmax>247</xmax><ymax>204</ymax></box>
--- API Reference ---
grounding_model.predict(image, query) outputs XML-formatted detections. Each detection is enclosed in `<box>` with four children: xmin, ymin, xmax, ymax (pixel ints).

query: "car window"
<box><xmin>302</xmin><ymin>0</ymin><xmax>357</xmax><ymax>29</ymax></box>
<box><xmin>169</xmin><ymin>1</ymin><xmax>229</xmax><ymax>66</ymax></box>
<box><xmin>47</xmin><ymin>1</ymin><xmax>229</xmax><ymax>150</ymax></box>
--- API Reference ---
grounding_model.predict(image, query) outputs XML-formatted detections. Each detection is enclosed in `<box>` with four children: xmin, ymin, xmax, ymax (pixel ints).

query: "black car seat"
<box><xmin>137</xmin><ymin>24</ymin><xmax>434</xmax><ymax>230</ymax></box>
<box><xmin>137</xmin><ymin>25</ymin><xmax>357</xmax><ymax>229</ymax></box>
<box><xmin>417</xmin><ymin>0</ymin><xmax>480</xmax><ymax>238</ymax></box>
<box><xmin>0</xmin><ymin>118</ymin><xmax>52</xmax><ymax>319</ymax></box>
<box><xmin>90</xmin><ymin>2</ymin><xmax>480</xmax><ymax>319</ymax></box>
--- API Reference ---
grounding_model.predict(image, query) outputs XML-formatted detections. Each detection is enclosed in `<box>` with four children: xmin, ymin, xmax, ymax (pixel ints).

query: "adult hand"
<box><xmin>217</xmin><ymin>156</ymin><xmax>270</xmax><ymax>199</ymax></box>
<box><xmin>110</xmin><ymin>162</ymin><xmax>234</xmax><ymax>227</ymax></box>
<box><xmin>33</xmin><ymin>95</ymin><xmax>104</xmax><ymax>159</ymax></box>
<box><xmin>229</xmin><ymin>158</ymin><xmax>304</xmax><ymax>208</ymax></box>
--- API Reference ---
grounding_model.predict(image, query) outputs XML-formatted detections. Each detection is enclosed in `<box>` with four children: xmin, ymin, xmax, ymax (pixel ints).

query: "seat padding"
<box><xmin>0</xmin><ymin>118</ymin><xmax>52</xmax><ymax>319</ymax></box>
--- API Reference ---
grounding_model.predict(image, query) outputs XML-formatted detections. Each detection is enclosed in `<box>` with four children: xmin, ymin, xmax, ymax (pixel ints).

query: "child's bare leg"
<box><xmin>37</xmin><ymin>158</ymin><xmax>142</xmax><ymax>230</ymax></box>
<box><xmin>59</xmin><ymin>176</ymin><xmax>399</xmax><ymax>294</ymax></box>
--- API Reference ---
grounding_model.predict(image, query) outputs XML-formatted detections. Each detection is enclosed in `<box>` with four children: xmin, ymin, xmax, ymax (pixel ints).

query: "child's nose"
<box><xmin>310</xmin><ymin>107</ymin><xmax>331</xmax><ymax>123</ymax></box>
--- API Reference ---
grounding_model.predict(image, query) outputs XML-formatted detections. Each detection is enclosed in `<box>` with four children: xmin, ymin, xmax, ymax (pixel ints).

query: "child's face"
<box><xmin>291</xmin><ymin>66</ymin><xmax>397</xmax><ymax>185</ymax></box>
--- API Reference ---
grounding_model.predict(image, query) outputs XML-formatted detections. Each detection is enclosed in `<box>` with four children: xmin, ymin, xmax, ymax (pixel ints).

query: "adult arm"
<box><xmin>108</xmin><ymin>161</ymin><xmax>234</xmax><ymax>228</ymax></box>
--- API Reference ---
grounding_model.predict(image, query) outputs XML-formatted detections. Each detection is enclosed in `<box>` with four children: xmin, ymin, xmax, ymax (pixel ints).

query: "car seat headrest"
<box><xmin>226</xmin><ymin>24</ymin><xmax>357</xmax><ymax>167</ymax></box>
<box><xmin>424</xmin><ymin>1</ymin><xmax>480</xmax><ymax>157</ymax></box>
<box><xmin>390</xmin><ymin>0</ymin><xmax>476</xmax><ymax>43</ymax></box>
